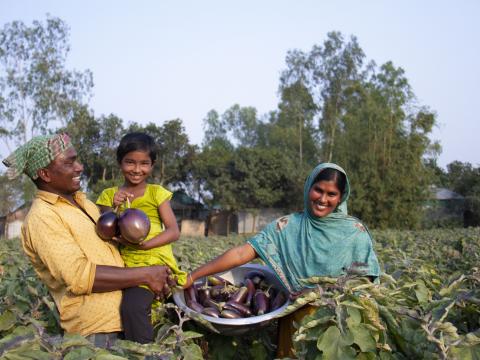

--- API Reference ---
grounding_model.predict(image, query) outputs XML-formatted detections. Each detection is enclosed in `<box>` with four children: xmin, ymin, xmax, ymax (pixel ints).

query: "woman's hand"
<box><xmin>113</xmin><ymin>189</ymin><xmax>134</xmax><ymax>207</ymax></box>
<box><xmin>182</xmin><ymin>273</ymin><xmax>194</xmax><ymax>289</ymax></box>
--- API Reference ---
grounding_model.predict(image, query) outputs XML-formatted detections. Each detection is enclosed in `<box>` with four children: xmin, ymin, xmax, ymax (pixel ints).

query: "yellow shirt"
<box><xmin>21</xmin><ymin>190</ymin><xmax>124</xmax><ymax>336</ymax></box>
<box><xmin>96</xmin><ymin>184</ymin><xmax>186</xmax><ymax>285</ymax></box>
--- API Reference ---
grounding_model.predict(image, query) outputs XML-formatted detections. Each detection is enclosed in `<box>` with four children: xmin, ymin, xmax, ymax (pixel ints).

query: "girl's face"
<box><xmin>308</xmin><ymin>180</ymin><xmax>342</xmax><ymax>218</ymax></box>
<box><xmin>120</xmin><ymin>150</ymin><xmax>153</xmax><ymax>186</ymax></box>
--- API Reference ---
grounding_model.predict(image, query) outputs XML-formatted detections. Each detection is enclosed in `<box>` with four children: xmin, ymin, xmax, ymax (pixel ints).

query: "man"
<box><xmin>2</xmin><ymin>133</ymin><xmax>173</xmax><ymax>347</ymax></box>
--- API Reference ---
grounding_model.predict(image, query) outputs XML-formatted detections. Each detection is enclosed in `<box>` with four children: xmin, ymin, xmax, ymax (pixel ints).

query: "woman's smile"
<box><xmin>308</xmin><ymin>180</ymin><xmax>342</xmax><ymax>218</ymax></box>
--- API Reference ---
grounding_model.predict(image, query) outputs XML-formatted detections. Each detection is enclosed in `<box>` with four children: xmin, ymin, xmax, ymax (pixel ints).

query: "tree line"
<box><xmin>1</xmin><ymin>16</ymin><xmax>478</xmax><ymax>229</ymax></box>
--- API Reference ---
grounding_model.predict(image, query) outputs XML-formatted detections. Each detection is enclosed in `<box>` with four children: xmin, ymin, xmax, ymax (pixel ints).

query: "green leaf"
<box><xmin>60</xmin><ymin>334</ymin><xmax>92</xmax><ymax>350</ymax></box>
<box><xmin>450</xmin><ymin>344</ymin><xmax>480</xmax><ymax>360</ymax></box>
<box><xmin>0</xmin><ymin>310</ymin><xmax>16</xmax><ymax>331</ymax></box>
<box><xmin>346</xmin><ymin>307</ymin><xmax>362</xmax><ymax>325</ymax></box>
<box><xmin>64</xmin><ymin>346</ymin><xmax>96</xmax><ymax>360</ymax></box>
<box><xmin>180</xmin><ymin>343</ymin><xmax>203</xmax><ymax>360</ymax></box>
<box><xmin>414</xmin><ymin>280</ymin><xmax>430</xmax><ymax>303</ymax></box>
<box><xmin>317</xmin><ymin>326</ymin><xmax>356</xmax><ymax>360</ymax></box>
<box><xmin>249</xmin><ymin>341</ymin><xmax>268</xmax><ymax>360</ymax></box>
<box><xmin>348</xmin><ymin>322</ymin><xmax>377</xmax><ymax>353</ymax></box>
<box><xmin>181</xmin><ymin>330</ymin><xmax>204</xmax><ymax>340</ymax></box>
<box><xmin>94</xmin><ymin>350</ymin><xmax>130</xmax><ymax>360</ymax></box>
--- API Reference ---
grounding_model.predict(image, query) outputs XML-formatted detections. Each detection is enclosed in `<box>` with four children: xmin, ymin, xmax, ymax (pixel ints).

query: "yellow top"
<box><xmin>21</xmin><ymin>190</ymin><xmax>124</xmax><ymax>336</ymax></box>
<box><xmin>96</xmin><ymin>184</ymin><xmax>186</xmax><ymax>285</ymax></box>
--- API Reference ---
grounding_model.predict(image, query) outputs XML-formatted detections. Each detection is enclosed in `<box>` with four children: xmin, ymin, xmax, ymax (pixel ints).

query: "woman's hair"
<box><xmin>116</xmin><ymin>132</ymin><xmax>157</xmax><ymax>163</ymax></box>
<box><xmin>313</xmin><ymin>168</ymin><xmax>346</xmax><ymax>194</ymax></box>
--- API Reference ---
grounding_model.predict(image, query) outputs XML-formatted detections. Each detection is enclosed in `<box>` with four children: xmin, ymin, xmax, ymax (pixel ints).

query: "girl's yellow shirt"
<box><xmin>96</xmin><ymin>184</ymin><xmax>186</xmax><ymax>285</ymax></box>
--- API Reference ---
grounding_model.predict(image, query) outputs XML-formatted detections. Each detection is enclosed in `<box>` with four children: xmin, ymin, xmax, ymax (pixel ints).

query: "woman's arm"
<box><xmin>136</xmin><ymin>200</ymin><xmax>179</xmax><ymax>250</ymax></box>
<box><xmin>183</xmin><ymin>243</ymin><xmax>257</xmax><ymax>288</ymax></box>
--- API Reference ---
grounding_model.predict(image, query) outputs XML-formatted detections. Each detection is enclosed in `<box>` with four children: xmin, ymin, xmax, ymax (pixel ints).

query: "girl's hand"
<box><xmin>113</xmin><ymin>190</ymin><xmax>134</xmax><ymax>207</ymax></box>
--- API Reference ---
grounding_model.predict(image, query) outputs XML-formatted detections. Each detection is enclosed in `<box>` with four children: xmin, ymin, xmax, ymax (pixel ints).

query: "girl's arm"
<box><xmin>183</xmin><ymin>243</ymin><xmax>257</xmax><ymax>288</ymax></box>
<box><xmin>136</xmin><ymin>200</ymin><xmax>179</xmax><ymax>250</ymax></box>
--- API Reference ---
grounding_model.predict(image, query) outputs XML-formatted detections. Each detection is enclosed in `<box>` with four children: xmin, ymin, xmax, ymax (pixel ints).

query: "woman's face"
<box><xmin>308</xmin><ymin>180</ymin><xmax>342</xmax><ymax>218</ymax></box>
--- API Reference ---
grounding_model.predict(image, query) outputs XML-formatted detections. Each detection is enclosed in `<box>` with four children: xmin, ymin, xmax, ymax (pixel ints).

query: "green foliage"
<box><xmin>3</xmin><ymin>228</ymin><xmax>480</xmax><ymax>358</ymax></box>
<box><xmin>0</xmin><ymin>15</ymin><xmax>93</xmax><ymax>145</ymax></box>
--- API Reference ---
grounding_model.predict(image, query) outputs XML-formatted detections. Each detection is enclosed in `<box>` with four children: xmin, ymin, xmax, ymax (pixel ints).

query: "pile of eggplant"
<box><xmin>184</xmin><ymin>270</ymin><xmax>287</xmax><ymax>319</ymax></box>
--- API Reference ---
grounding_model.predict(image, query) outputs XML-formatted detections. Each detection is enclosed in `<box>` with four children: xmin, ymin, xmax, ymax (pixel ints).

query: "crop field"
<box><xmin>1</xmin><ymin>228</ymin><xmax>480</xmax><ymax>359</ymax></box>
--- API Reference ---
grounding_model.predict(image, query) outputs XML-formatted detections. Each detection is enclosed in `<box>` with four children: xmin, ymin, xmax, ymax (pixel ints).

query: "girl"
<box><xmin>183</xmin><ymin>163</ymin><xmax>380</xmax><ymax>357</ymax></box>
<box><xmin>97</xmin><ymin>132</ymin><xmax>186</xmax><ymax>344</ymax></box>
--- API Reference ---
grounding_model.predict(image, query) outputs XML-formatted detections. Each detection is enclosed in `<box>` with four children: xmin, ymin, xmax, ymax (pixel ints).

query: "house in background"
<box><xmin>171</xmin><ymin>191</ymin><xmax>208</xmax><ymax>236</ymax></box>
<box><xmin>0</xmin><ymin>202</ymin><xmax>31</xmax><ymax>239</ymax></box>
<box><xmin>207</xmin><ymin>208</ymin><xmax>287</xmax><ymax>236</ymax></box>
<box><xmin>423</xmin><ymin>186</ymin><xmax>465</xmax><ymax>227</ymax></box>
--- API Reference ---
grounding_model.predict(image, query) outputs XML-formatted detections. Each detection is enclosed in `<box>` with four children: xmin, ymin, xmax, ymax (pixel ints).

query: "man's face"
<box><xmin>41</xmin><ymin>147</ymin><xmax>84</xmax><ymax>195</ymax></box>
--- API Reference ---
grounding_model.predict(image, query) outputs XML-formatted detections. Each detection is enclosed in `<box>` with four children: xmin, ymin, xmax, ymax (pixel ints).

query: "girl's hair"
<box><xmin>313</xmin><ymin>168</ymin><xmax>347</xmax><ymax>194</ymax></box>
<box><xmin>116</xmin><ymin>132</ymin><xmax>157</xmax><ymax>163</ymax></box>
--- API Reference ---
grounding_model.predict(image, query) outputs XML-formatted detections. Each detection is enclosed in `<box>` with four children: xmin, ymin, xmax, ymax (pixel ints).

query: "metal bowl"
<box><xmin>173</xmin><ymin>263</ymin><xmax>290</xmax><ymax>336</ymax></box>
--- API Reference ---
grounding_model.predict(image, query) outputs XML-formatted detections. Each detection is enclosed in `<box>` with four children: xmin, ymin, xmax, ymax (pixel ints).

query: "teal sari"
<box><xmin>248</xmin><ymin>163</ymin><xmax>380</xmax><ymax>293</ymax></box>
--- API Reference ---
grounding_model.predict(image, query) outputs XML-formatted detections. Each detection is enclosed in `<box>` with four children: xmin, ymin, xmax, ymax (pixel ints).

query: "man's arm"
<box><xmin>93</xmin><ymin>265</ymin><xmax>172</xmax><ymax>295</ymax></box>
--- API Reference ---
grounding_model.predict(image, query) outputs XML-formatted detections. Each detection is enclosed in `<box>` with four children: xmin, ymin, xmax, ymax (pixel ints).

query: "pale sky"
<box><xmin>1</xmin><ymin>0</ymin><xmax>479</xmax><ymax>168</ymax></box>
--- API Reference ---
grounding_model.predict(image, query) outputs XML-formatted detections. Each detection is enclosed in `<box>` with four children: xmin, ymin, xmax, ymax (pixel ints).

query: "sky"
<box><xmin>1</xmin><ymin>0</ymin><xmax>479</xmax><ymax>169</ymax></box>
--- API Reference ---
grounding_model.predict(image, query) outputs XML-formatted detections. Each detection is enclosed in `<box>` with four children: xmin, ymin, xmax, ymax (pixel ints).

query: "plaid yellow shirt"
<box><xmin>21</xmin><ymin>190</ymin><xmax>124</xmax><ymax>336</ymax></box>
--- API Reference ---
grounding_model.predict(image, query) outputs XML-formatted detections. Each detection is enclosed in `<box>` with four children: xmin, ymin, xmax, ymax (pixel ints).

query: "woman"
<box><xmin>184</xmin><ymin>163</ymin><xmax>380</xmax><ymax>357</ymax></box>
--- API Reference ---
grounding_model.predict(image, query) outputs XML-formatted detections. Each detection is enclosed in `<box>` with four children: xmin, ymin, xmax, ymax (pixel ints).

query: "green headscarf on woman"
<box><xmin>248</xmin><ymin>162</ymin><xmax>380</xmax><ymax>293</ymax></box>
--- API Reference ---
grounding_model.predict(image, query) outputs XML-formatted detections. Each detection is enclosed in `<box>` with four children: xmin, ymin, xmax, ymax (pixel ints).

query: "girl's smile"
<box><xmin>120</xmin><ymin>150</ymin><xmax>153</xmax><ymax>186</ymax></box>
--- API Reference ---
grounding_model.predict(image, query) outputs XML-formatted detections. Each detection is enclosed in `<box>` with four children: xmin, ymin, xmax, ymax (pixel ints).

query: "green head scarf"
<box><xmin>2</xmin><ymin>133</ymin><xmax>73</xmax><ymax>180</ymax></box>
<box><xmin>248</xmin><ymin>163</ymin><xmax>380</xmax><ymax>293</ymax></box>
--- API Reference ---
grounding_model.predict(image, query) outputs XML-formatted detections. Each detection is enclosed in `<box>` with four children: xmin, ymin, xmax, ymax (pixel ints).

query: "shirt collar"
<box><xmin>36</xmin><ymin>190</ymin><xmax>87</xmax><ymax>205</ymax></box>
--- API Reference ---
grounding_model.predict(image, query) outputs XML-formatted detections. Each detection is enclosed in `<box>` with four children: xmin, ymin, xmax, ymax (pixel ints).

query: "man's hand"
<box><xmin>144</xmin><ymin>265</ymin><xmax>172</xmax><ymax>298</ymax></box>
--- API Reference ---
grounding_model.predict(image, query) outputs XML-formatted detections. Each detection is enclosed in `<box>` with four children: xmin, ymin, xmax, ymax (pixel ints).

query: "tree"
<box><xmin>280</xmin><ymin>32</ymin><xmax>366</xmax><ymax>162</ymax></box>
<box><xmin>0</xmin><ymin>16</ymin><xmax>93</xmax><ymax>150</ymax></box>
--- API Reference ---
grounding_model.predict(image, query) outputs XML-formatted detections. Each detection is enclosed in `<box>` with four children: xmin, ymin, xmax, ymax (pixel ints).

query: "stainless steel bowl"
<box><xmin>173</xmin><ymin>263</ymin><xmax>290</xmax><ymax>336</ymax></box>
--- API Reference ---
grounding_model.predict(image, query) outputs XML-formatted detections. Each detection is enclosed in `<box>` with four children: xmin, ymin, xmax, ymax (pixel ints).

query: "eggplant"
<box><xmin>207</xmin><ymin>275</ymin><xmax>232</xmax><ymax>286</ymax></box>
<box><xmin>210</xmin><ymin>284</ymin><xmax>238</xmax><ymax>302</ymax></box>
<box><xmin>253</xmin><ymin>290</ymin><xmax>269</xmax><ymax>315</ymax></box>
<box><xmin>184</xmin><ymin>285</ymin><xmax>198</xmax><ymax>303</ymax></box>
<box><xmin>197</xmin><ymin>286</ymin><xmax>211</xmax><ymax>305</ymax></box>
<box><xmin>186</xmin><ymin>300</ymin><xmax>204</xmax><ymax>313</ymax></box>
<box><xmin>117</xmin><ymin>208</ymin><xmax>151</xmax><ymax>244</ymax></box>
<box><xmin>244</xmin><ymin>278</ymin><xmax>256</xmax><ymax>306</ymax></box>
<box><xmin>224</xmin><ymin>301</ymin><xmax>252</xmax><ymax>317</ymax></box>
<box><xmin>220</xmin><ymin>309</ymin><xmax>243</xmax><ymax>319</ymax></box>
<box><xmin>244</xmin><ymin>270</ymin><xmax>265</xmax><ymax>286</ymax></box>
<box><xmin>270</xmin><ymin>291</ymin><xmax>287</xmax><ymax>311</ymax></box>
<box><xmin>229</xmin><ymin>286</ymin><xmax>248</xmax><ymax>304</ymax></box>
<box><xmin>202</xmin><ymin>297</ymin><xmax>225</xmax><ymax>311</ymax></box>
<box><xmin>96</xmin><ymin>211</ymin><xmax>118</xmax><ymax>240</ymax></box>
<box><xmin>202</xmin><ymin>307</ymin><xmax>220</xmax><ymax>318</ymax></box>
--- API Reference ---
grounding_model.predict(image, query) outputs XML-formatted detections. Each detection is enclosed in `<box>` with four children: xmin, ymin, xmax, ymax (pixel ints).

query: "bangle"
<box><xmin>188</xmin><ymin>273</ymin><xmax>193</xmax><ymax>284</ymax></box>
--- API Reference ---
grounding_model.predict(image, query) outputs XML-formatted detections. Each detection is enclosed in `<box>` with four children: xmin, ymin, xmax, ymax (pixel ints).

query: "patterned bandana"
<box><xmin>2</xmin><ymin>133</ymin><xmax>73</xmax><ymax>180</ymax></box>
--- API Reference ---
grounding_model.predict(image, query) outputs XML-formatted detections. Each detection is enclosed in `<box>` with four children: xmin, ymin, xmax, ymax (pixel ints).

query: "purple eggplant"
<box><xmin>220</xmin><ymin>309</ymin><xmax>243</xmax><ymax>319</ymax></box>
<box><xmin>224</xmin><ymin>301</ymin><xmax>252</xmax><ymax>317</ymax></box>
<box><xmin>253</xmin><ymin>290</ymin><xmax>269</xmax><ymax>315</ymax></box>
<box><xmin>270</xmin><ymin>291</ymin><xmax>287</xmax><ymax>311</ymax></box>
<box><xmin>229</xmin><ymin>286</ymin><xmax>248</xmax><ymax>304</ymax></box>
<box><xmin>197</xmin><ymin>286</ymin><xmax>211</xmax><ymax>305</ymax></box>
<box><xmin>207</xmin><ymin>275</ymin><xmax>232</xmax><ymax>286</ymax></box>
<box><xmin>202</xmin><ymin>307</ymin><xmax>220</xmax><ymax>318</ymax></box>
<box><xmin>202</xmin><ymin>297</ymin><xmax>224</xmax><ymax>311</ymax></box>
<box><xmin>209</xmin><ymin>284</ymin><xmax>236</xmax><ymax>302</ymax></box>
<box><xmin>184</xmin><ymin>285</ymin><xmax>198</xmax><ymax>303</ymax></box>
<box><xmin>186</xmin><ymin>300</ymin><xmax>204</xmax><ymax>313</ymax></box>
<box><xmin>244</xmin><ymin>278</ymin><xmax>256</xmax><ymax>306</ymax></box>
